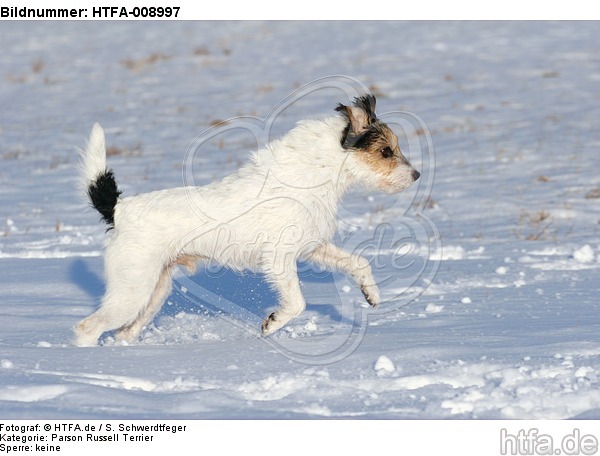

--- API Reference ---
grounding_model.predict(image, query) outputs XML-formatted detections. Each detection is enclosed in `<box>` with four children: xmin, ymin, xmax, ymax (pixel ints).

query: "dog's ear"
<box><xmin>335</xmin><ymin>94</ymin><xmax>377</xmax><ymax>134</ymax></box>
<box><xmin>353</xmin><ymin>94</ymin><xmax>377</xmax><ymax>124</ymax></box>
<box><xmin>336</xmin><ymin>104</ymin><xmax>370</xmax><ymax>134</ymax></box>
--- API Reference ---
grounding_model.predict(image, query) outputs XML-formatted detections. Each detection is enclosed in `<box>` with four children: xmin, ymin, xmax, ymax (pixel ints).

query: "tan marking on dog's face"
<box><xmin>351</xmin><ymin>123</ymin><xmax>418</xmax><ymax>193</ymax></box>
<box><xmin>354</xmin><ymin>124</ymin><xmax>403</xmax><ymax>176</ymax></box>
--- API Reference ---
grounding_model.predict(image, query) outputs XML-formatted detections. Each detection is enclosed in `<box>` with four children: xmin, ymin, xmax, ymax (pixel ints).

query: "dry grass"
<box><xmin>7</xmin><ymin>74</ymin><xmax>27</xmax><ymax>83</ymax></box>
<box><xmin>209</xmin><ymin>119</ymin><xmax>229</xmax><ymax>128</ymax></box>
<box><xmin>106</xmin><ymin>143</ymin><xmax>143</xmax><ymax>157</ymax></box>
<box><xmin>368</xmin><ymin>84</ymin><xmax>386</xmax><ymax>98</ymax></box>
<box><xmin>256</xmin><ymin>84</ymin><xmax>274</xmax><ymax>94</ymax></box>
<box><xmin>121</xmin><ymin>52</ymin><xmax>172</xmax><ymax>72</ymax></box>
<box><xmin>7</xmin><ymin>58</ymin><xmax>45</xmax><ymax>83</ymax></box>
<box><xmin>515</xmin><ymin>209</ymin><xmax>554</xmax><ymax>241</ymax></box>
<box><xmin>585</xmin><ymin>188</ymin><xmax>600</xmax><ymax>199</ymax></box>
<box><xmin>529</xmin><ymin>210</ymin><xmax>551</xmax><ymax>225</ymax></box>
<box><xmin>193</xmin><ymin>46</ymin><xmax>210</xmax><ymax>56</ymax></box>
<box><xmin>2</xmin><ymin>150</ymin><xmax>23</xmax><ymax>160</ymax></box>
<box><xmin>542</xmin><ymin>70</ymin><xmax>559</xmax><ymax>78</ymax></box>
<box><xmin>32</xmin><ymin>58</ymin><xmax>45</xmax><ymax>74</ymax></box>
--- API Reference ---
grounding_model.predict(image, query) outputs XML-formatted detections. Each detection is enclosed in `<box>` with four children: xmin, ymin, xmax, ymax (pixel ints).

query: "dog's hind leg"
<box><xmin>74</xmin><ymin>250</ymin><xmax>164</xmax><ymax>347</ymax></box>
<box><xmin>114</xmin><ymin>265</ymin><xmax>174</xmax><ymax>344</ymax></box>
<box><xmin>307</xmin><ymin>242</ymin><xmax>380</xmax><ymax>308</ymax></box>
<box><xmin>74</xmin><ymin>295</ymin><xmax>148</xmax><ymax>347</ymax></box>
<box><xmin>261</xmin><ymin>260</ymin><xmax>306</xmax><ymax>336</ymax></box>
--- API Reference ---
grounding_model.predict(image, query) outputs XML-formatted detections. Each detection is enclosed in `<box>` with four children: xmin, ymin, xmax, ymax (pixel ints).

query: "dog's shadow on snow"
<box><xmin>69</xmin><ymin>258</ymin><xmax>347</xmax><ymax>325</ymax></box>
<box><xmin>162</xmin><ymin>265</ymin><xmax>348</xmax><ymax>325</ymax></box>
<box><xmin>69</xmin><ymin>258</ymin><xmax>105</xmax><ymax>299</ymax></box>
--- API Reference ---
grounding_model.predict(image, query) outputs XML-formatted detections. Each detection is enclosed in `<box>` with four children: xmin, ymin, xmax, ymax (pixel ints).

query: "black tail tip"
<box><xmin>87</xmin><ymin>169</ymin><xmax>122</xmax><ymax>228</ymax></box>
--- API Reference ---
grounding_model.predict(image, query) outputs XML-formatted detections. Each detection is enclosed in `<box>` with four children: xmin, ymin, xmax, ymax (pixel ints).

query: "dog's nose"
<box><xmin>412</xmin><ymin>169</ymin><xmax>421</xmax><ymax>181</ymax></box>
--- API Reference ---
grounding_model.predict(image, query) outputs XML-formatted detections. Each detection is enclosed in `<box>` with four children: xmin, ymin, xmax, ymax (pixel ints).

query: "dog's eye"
<box><xmin>381</xmin><ymin>147</ymin><xmax>394</xmax><ymax>158</ymax></box>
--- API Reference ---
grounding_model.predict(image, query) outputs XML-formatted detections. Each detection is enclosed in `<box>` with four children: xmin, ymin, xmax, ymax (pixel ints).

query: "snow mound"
<box><xmin>573</xmin><ymin>245</ymin><xmax>595</xmax><ymax>263</ymax></box>
<box><xmin>374</xmin><ymin>356</ymin><xmax>396</xmax><ymax>374</ymax></box>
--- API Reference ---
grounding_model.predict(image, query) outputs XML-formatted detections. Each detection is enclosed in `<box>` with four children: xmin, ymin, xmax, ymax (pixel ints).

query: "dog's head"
<box><xmin>336</xmin><ymin>95</ymin><xmax>420</xmax><ymax>194</ymax></box>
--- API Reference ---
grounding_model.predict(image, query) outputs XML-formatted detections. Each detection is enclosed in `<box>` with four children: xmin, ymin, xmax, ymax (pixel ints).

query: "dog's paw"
<box><xmin>73</xmin><ymin>332</ymin><xmax>99</xmax><ymax>347</ymax></box>
<box><xmin>74</xmin><ymin>321</ymin><xmax>99</xmax><ymax>347</ymax></box>
<box><xmin>114</xmin><ymin>326</ymin><xmax>138</xmax><ymax>344</ymax></box>
<box><xmin>360</xmin><ymin>284</ymin><xmax>380</xmax><ymax>308</ymax></box>
<box><xmin>261</xmin><ymin>312</ymin><xmax>287</xmax><ymax>336</ymax></box>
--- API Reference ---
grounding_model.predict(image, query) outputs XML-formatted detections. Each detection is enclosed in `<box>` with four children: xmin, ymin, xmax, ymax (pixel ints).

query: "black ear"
<box><xmin>335</xmin><ymin>94</ymin><xmax>378</xmax><ymax>149</ymax></box>
<box><xmin>335</xmin><ymin>94</ymin><xmax>377</xmax><ymax>132</ymax></box>
<box><xmin>353</xmin><ymin>94</ymin><xmax>377</xmax><ymax>124</ymax></box>
<box><xmin>335</xmin><ymin>104</ymin><xmax>367</xmax><ymax>135</ymax></box>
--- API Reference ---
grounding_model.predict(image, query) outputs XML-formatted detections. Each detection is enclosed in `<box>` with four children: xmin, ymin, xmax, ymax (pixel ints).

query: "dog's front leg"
<box><xmin>308</xmin><ymin>242</ymin><xmax>380</xmax><ymax>308</ymax></box>
<box><xmin>261</xmin><ymin>261</ymin><xmax>306</xmax><ymax>336</ymax></box>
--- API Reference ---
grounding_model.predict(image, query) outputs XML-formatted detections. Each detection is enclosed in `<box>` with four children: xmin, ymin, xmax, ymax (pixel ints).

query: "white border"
<box><xmin>3</xmin><ymin>420</ymin><xmax>600</xmax><ymax>456</ymax></box>
<box><xmin>1</xmin><ymin>0</ymin><xmax>598</xmax><ymax>20</ymax></box>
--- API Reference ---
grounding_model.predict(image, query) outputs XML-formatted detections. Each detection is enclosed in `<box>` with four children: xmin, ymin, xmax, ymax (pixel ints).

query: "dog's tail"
<box><xmin>81</xmin><ymin>123</ymin><xmax>122</xmax><ymax>229</ymax></box>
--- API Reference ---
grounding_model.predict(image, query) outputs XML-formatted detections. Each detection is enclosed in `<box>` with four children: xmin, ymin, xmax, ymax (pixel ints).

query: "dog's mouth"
<box><xmin>377</xmin><ymin>167</ymin><xmax>420</xmax><ymax>194</ymax></box>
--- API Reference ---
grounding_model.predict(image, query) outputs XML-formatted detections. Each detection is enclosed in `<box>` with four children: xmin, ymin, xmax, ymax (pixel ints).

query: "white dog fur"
<box><xmin>74</xmin><ymin>95</ymin><xmax>420</xmax><ymax>347</ymax></box>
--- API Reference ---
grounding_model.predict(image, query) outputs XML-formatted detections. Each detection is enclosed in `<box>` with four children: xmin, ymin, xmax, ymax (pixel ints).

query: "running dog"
<box><xmin>75</xmin><ymin>94</ymin><xmax>420</xmax><ymax>346</ymax></box>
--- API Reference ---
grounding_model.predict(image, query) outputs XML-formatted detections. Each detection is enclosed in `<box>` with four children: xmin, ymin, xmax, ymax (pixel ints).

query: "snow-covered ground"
<box><xmin>1</xmin><ymin>21</ymin><xmax>599</xmax><ymax>419</ymax></box>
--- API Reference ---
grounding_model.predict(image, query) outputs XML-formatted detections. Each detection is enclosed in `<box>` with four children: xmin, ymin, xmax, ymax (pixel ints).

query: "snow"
<box><xmin>1</xmin><ymin>21</ymin><xmax>600</xmax><ymax>419</ymax></box>
<box><xmin>374</xmin><ymin>356</ymin><xmax>396</xmax><ymax>374</ymax></box>
<box><xmin>495</xmin><ymin>266</ymin><xmax>508</xmax><ymax>275</ymax></box>
<box><xmin>425</xmin><ymin>303</ymin><xmax>445</xmax><ymax>313</ymax></box>
<box><xmin>573</xmin><ymin>245</ymin><xmax>595</xmax><ymax>263</ymax></box>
